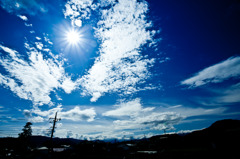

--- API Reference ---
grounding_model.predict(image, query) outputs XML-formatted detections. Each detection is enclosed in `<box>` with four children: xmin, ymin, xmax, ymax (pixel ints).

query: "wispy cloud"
<box><xmin>217</xmin><ymin>82</ymin><xmax>240</xmax><ymax>103</ymax></box>
<box><xmin>156</xmin><ymin>105</ymin><xmax>226</xmax><ymax>117</ymax></box>
<box><xmin>196</xmin><ymin>82</ymin><xmax>240</xmax><ymax>106</ymax></box>
<box><xmin>181</xmin><ymin>56</ymin><xmax>240</xmax><ymax>87</ymax></box>
<box><xmin>0</xmin><ymin>106</ymin><xmax>7</xmax><ymax>112</ymax></box>
<box><xmin>0</xmin><ymin>44</ymin><xmax>77</xmax><ymax>105</ymax></box>
<box><xmin>71</xmin><ymin>0</ymin><xmax>158</xmax><ymax>102</ymax></box>
<box><xmin>0</xmin><ymin>0</ymin><xmax>48</xmax><ymax>15</ymax></box>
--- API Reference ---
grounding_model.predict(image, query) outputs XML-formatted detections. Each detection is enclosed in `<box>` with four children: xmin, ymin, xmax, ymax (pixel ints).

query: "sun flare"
<box><xmin>66</xmin><ymin>29</ymin><xmax>81</xmax><ymax>45</ymax></box>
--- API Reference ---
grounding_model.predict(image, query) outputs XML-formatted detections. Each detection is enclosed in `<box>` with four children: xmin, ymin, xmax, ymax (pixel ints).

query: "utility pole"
<box><xmin>49</xmin><ymin>112</ymin><xmax>61</xmax><ymax>153</ymax></box>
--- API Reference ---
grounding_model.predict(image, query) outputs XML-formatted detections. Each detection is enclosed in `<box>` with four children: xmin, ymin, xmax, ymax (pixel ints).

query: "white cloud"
<box><xmin>28</xmin><ymin>116</ymin><xmax>44</xmax><ymax>123</ymax></box>
<box><xmin>35</xmin><ymin>37</ymin><xmax>41</xmax><ymax>40</ymax></box>
<box><xmin>0</xmin><ymin>0</ymin><xmax>48</xmax><ymax>15</ymax></box>
<box><xmin>103</xmin><ymin>98</ymin><xmax>154</xmax><ymax>117</ymax></box>
<box><xmin>17</xmin><ymin>15</ymin><xmax>28</xmax><ymax>21</ymax></box>
<box><xmin>74</xmin><ymin>19</ymin><xmax>82</xmax><ymax>27</ymax></box>
<box><xmin>32</xmin><ymin>105</ymin><xmax>96</xmax><ymax>122</ymax></box>
<box><xmin>43</xmin><ymin>34</ymin><xmax>53</xmax><ymax>45</ymax></box>
<box><xmin>22</xmin><ymin>109</ymin><xmax>44</xmax><ymax>123</ymax></box>
<box><xmin>104</xmin><ymin>99</ymin><xmax>183</xmax><ymax>131</ymax></box>
<box><xmin>0</xmin><ymin>44</ymin><xmax>77</xmax><ymax>105</ymax></box>
<box><xmin>78</xmin><ymin>0</ymin><xmax>157</xmax><ymax>101</ymax></box>
<box><xmin>35</xmin><ymin>42</ymin><xmax>43</xmax><ymax>50</ymax></box>
<box><xmin>61</xmin><ymin>77</ymin><xmax>78</xmax><ymax>94</ymax></box>
<box><xmin>63</xmin><ymin>0</ymin><xmax>96</xmax><ymax>27</ymax></box>
<box><xmin>25</xmin><ymin>23</ymin><xmax>33</xmax><ymax>27</ymax></box>
<box><xmin>181</xmin><ymin>56</ymin><xmax>240</xmax><ymax>87</ymax></box>
<box><xmin>159</xmin><ymin>57</ymin><xmax>170</xmax><ymax>63</ymax></box>
<box><xmin>103</xmin><ymin>99</ymin><xmax>226</xmax><ymax>132</ymax></box>
<box><xmin>31</xmin><ymin>105</ymin><xmax>62</xmax><ymax>117</ymax></box>
<box><xmin>60</xmin><ymin>107</ymin><xmax>96</xmax><ymax>122</ymax></box>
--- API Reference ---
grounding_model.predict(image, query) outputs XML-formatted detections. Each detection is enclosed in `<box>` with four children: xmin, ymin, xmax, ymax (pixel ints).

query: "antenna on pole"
<box><xmin>49</xmin><ymin>112</ymin><xmax>61</xmax><ymax>153</ymax></box>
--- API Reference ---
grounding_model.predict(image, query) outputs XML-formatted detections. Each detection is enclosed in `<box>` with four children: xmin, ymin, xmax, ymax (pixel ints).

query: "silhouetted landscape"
<box><xmin>1</xmin><ymin>119</ymin><xmax>240</xmax><ymax>159</ymax></box>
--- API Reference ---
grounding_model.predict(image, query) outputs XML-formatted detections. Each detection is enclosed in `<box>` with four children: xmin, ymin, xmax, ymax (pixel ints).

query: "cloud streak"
<box><xmin>181</xmin><ymin>56</ymin><xmax>240</xmax><ymax>87</ymax></box>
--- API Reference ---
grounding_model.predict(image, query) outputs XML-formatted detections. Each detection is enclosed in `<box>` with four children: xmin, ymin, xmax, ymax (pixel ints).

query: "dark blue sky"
<box><xmin>0</xmin><ymin>0</ymin><xmax>240</xmax><ymax>139</ymax></box>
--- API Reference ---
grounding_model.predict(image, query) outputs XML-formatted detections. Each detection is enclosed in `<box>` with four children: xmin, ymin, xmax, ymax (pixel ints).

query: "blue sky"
<box><xmin>0</xmin><ymin>0</ymin><xmax>240</xmax><ymax>140</ymax></box>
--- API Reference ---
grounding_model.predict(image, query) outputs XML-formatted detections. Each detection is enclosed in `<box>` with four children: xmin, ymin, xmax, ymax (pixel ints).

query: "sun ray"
<box><xmin>65</xmin><ymin>29</ymin><xmax>81</xmax><ymax>45</ymax></box>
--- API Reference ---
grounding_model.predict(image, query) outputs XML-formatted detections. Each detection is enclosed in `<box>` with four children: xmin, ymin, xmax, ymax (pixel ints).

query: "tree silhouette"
<box><xmin>18</xmin><ymin>122</ymin><xmax>32</xmax><ymax>152</ymax></box>
<box><xmin>18</xmin><ymin>122</ymin><xmax>32</xmax><ymax>139</ymax></box>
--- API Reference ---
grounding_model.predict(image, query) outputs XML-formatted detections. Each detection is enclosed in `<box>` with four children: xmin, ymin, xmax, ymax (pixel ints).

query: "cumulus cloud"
<box><xmin>0</xmin><ymin>44</ymin><xmax>77</xmax><ymax>105</ymax></box>
<box><xmin>77</xmin><ymin>0</ymin><xmax>157</xmax><ymax>102</ymax></box>
<box><xmin>103</xmin><ymin>98</ymin><xmax>154</xmax><ymax>117</ymax></box>
<box><xmin>181</xmin><ymin>56</ymin><xmax>240</xmax><ymax>87</ymax></box>
<box><xmin>0</xmin><ymin>0</ymin><xmax>48</xmax><ymax>15</ymax></box>
<box><xmin>32</xmin><ymin>105</ymin><xmax>96</xmax><ymax>122</ymax></box>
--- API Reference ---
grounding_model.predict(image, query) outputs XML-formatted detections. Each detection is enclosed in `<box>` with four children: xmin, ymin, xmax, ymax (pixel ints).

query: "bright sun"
<box><xmin>66</xmin><ymin>29</ymin><xmax>81</xmax><ymax>45</ymax></box>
